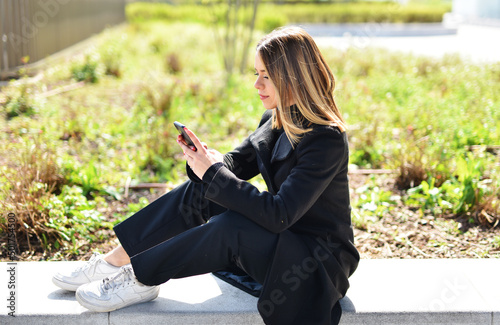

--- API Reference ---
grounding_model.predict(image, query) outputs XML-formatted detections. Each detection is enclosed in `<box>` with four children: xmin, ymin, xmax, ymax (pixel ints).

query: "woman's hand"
<box><xmin>177</xmin><ymin>128</ymin><xmax>224</xmax><ymax>180</ymax></box>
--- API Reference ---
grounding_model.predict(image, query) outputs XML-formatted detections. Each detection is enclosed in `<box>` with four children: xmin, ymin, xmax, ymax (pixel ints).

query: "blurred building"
<box><xmin>1</xmin><ymin>0</ymin><xmax>127</xmax><ymax>79</ymax></box>
<box><xmin>446</xmin><ymin>0</ymin><xmax>500</xmax><ymax>23</ymax></box>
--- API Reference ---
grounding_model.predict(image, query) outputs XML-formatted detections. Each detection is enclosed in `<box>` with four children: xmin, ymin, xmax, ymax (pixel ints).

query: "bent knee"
<box><xmin>207</xmin><ymin>211</ymin><xmax>258</xmax><ymax>232</ymax></box>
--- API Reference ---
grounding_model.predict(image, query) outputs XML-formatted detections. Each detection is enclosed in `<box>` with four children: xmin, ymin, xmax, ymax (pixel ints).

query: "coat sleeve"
<box><xmin>186</xmin><ymin>137</ymin><xmax>261</xmax><ymax>182</ymax></box>
<box><xmin>186</xmin><ymin>111</ymin><xmax>271</xmax><ymax>183</ymax></box>
<box><xmin>202</xmin><ymin>128</ymin><xmax>348</xmax><ymax>233</ymax></box>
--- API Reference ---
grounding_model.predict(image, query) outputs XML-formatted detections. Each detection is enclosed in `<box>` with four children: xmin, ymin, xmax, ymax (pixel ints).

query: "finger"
<box><xmin>177</xmin><ymin>137</ymin><xmax>187</xmax><ymax>149</ymax></box>
<box><xmin>201</xmin><ymin>142</ymin><xmax>208</xmax><ymax>149</ymax></box>
<box><xmin>177</xmin><ymin>134</ymin><xmax>188</xmax><ymax>146</ymax></box>
<box><xmin>177</xmin><ymin>138</ymin><xmax>194</xmax><ymax>155</ymax></box>
<box><xmin>184</xmin><ymin>128</ymin><xmax>206</xmax><ymax>153</ymax></box>
<box><xmin>184</xmin><ymin>152</ymin><xmax>194</xmax><ymax>164</ymax></box>
<box><xmin>177</xmin><ymin>135</ymin><xmax>196</xmax><ymax>152</ymax></box>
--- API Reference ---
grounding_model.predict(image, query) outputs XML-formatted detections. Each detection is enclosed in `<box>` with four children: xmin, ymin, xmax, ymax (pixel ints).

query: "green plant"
<box><xmin>113</xmin><ymin>197</ymin><xmax>150</xmax><ymax>226</ymax></box>
<box><xmin>42</xmin><ymin>186</ymin><xmax>112</xmax><ymax>252</ymax></box>
<box><xmin>3</xmin><ymin>88</ymin><xmax>38</xmax><ymax>119</ymax></box>
<box><xmin>404</xmin><ymin>153</ymin><xmax>496</xmax><ymax>220</ymax></box>
<box><xmin>72</xmin><ymin>56</ymin><xmax>100</xmax><ymax>83</ymax></box>
<box><xmin>99</xmin><ymin>40</ymin><xmax>123</xmax><ymax>78</ymax></box>
<box><xmin>493</xmin><ymin>236</ymin><xmax>500</xmax><ymax>249</ymax></box>
<box><xmin>351</xmin><ymin>208</ymin><xmax>371</xmax><ymax>230</ymax></box>
<box><xmin>454</xmin><ymin>153</ymin><xmax>483</xmax><ymax>214</ymax></box>
<box><xmin>405</xmin><ymin>178</ymin><xmax>455</xmax><ymax>216</ymax></box>
<box><xmin>2</xmin><ymin>56</ymin><xmax>38</xmax><ymax>119</ymax></box>
<box><xmin>353</xmin><ymin>184</ymin><xmax>399</xmax><ymax>219</ymax></box>
<box><xmin>63</xmin><ymin>160</ymin><xmax>104</xmax><ymax>197</ymax></box>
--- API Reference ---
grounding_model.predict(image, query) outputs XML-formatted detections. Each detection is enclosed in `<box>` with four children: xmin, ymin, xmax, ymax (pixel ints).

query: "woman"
<box><xmin>53</xmin><ymin>26</ymin><xmax>359</xmax><ymax>324</ymax></box>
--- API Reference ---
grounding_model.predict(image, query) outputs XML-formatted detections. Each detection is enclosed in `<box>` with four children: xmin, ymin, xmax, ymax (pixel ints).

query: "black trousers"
<box><xmin>114</xmin><ymin>180</ymin><xmax>279</xmax><ymax>287</ymax></box>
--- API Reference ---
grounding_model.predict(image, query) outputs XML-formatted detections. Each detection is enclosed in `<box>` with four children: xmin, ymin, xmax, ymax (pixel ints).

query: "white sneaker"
<box><xmin>52</xmin><ymin>252</ymin><xmax>122</xmax><ymax>291</ymax></box>
<box><xmin>76</xmin><ymin>265</ymin><xmax>160</xmax><ymax>312</ymax></box>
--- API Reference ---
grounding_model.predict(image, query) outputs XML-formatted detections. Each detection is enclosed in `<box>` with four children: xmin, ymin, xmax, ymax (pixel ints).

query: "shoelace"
<box><xmin>100</xmin><ymin>266</ymin><xmax>135</xmax><ymax>293</ymax></box>
<box><xmin>73</xmin><ymin>252</ymin><xmax>100</xmax><ymax>273</ymax></box>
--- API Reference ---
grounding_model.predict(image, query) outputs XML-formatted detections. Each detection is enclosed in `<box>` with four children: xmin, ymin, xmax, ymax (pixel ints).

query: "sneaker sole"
<box><xmin>75</xmin><ymin>287</ymin><xmax>160</xmax><ymax>313</ymax></box>
<box><xmin>52</xmin><ymin>266</ymin><xmax>123</xmax><ymax>292</ymax></box>
<box><xmin>52</xmin><ymin>276</ymin><xmax>82</xmax><ymax>292</ymax></box>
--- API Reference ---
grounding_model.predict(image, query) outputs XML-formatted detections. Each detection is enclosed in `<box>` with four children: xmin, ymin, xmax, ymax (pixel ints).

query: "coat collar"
<box><xmin>248</xmin><ymin>115</ymin><xmax>281</xmax><ymax>193</ymax></box>
<box><xmin>271</xmin><ymin>131</ymin><xmax>293</xmax><ymax>163</ymax></box>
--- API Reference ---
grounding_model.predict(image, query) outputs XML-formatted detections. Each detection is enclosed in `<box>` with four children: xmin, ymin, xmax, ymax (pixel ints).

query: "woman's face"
<box><xmin>254</xmin><ymin>52</ymin><xmax>278</xmax><ymax>110</ymax></box>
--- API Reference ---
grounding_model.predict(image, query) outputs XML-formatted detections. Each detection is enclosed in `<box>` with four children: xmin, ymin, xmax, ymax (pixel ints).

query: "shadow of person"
<box><xmin>47</xmin><ymin>289</ymin><xmax>76</xmax><ymax>301</ymax></box>
<box><xmin>340</xmin><ymin>295</ymin><xmax>356</xmax><ymax>313</ymax></box>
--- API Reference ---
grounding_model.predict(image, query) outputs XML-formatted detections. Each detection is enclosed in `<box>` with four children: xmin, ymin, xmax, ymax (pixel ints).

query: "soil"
<box><xmin>2</xmin><ymin>174</ymin><xmax>499</xmax><ymax>262</ymax></box>
<box><xmin>349</xmin><ymin>174</ymin><xmax>500</xmax><ymax>259</ymax></box>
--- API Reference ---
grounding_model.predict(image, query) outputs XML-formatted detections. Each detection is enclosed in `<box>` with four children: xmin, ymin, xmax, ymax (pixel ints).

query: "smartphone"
<box><xmin>174</xmin><ymin>121</ymin><xmax>197</xmax><ymax>151</ymax></box>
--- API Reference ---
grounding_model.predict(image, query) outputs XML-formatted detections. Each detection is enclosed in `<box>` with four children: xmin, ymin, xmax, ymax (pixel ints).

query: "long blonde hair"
<box><xmin>256</xmin><ymin>26</ymin><xmax>346</xmax><ymax>145</ymax></box>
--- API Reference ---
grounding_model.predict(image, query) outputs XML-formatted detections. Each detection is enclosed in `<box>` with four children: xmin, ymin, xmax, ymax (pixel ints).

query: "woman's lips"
<box><xmin>259</xmin><ymin>94</ymin><xmax>269</xmax><ymax>101</ymax></box>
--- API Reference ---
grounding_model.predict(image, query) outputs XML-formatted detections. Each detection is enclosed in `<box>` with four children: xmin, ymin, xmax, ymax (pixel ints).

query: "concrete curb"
<box><xmin>1</xmin><ymin>259</ymin><xmax>499</xmax><ymax>324</ymax></box>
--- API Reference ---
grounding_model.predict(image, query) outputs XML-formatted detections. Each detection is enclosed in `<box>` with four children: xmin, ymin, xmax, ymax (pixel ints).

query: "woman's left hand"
<box><xmin>177</xmin><ymin>128</ymin><xmax>224</xmax><ymax>180</ymax></box>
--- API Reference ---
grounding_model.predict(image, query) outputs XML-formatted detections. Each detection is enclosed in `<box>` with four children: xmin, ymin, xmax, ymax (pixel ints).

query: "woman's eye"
<box><xmin>254</xmin><ymin>72</ymin><xmax>269</xmax><ymax>80</ymax></box>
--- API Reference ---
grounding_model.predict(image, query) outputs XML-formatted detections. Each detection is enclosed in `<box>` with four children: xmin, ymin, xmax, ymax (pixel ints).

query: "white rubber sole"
<box><xmin>75</xmin><ymin>286</ymin><xmax>160</xmax><ymax>313</ymax></box>
<box><xmin>52</xmin><ymin>276</ymin><xmax>82</xmax><ymax>292</ymax></box>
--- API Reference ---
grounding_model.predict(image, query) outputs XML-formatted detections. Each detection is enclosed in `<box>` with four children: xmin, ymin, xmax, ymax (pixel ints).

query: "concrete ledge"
<box><xmin>1</xmin><ymin>259</ymin><xmax>499</xmax><ymax>324</ymax></box>
<box><xmin>301</xmin><ymin>23</ymin><xmax>458</xmax><ymax>37</ymax></box>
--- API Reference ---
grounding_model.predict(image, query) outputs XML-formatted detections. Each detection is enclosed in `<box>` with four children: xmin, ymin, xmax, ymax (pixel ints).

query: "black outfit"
<box><xmin>114</xmin><ymin>110</ymin><xmax>359</xmax><ymax>325</ymax></box>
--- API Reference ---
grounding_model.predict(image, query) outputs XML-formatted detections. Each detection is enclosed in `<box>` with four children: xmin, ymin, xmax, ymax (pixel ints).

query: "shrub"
<box><xmin>0</xmin><ymin>136</ymin><xmax>116</xmax><ymax>256</ymax></box>
<box><xmin>165</xmin><ymin>52</ymin><xmax>182</xmax><ymax>74</ymax></box>
<box><xmin>394</xmin><ymin>129</ymin><xmax>428</xmax><ymax>190</ymax></box>
<box><xmin>71</xmin><ymin>56</ymin><xmax>100</xmax><ymax>83</ymax></box>
<box><xmin>0</xmin><ymin>135</ymin><xmax>64</xmax><ymax>253</ymax></box>
<box><xmin>126</xmin><ymin>2</ymin><xmax>451</xmax><ymax>25</ymax></box>
<box><xmin>256</xmin><ymin>11</ymin><xmax>287</xmax><ymax>32</ymax></box>
<box><xmin>404</xmin><ymin>153</ymin><xmax>499</xmax><ymax>225</ymax></box>
<box><xmin>2</xmin><ymin>86</ymin><xmax>38</xmax><ymax>119</ymax></box>
<box><xmin>1</xmin><ymin>61</ymin><xmax>38</xmax><ymax>119</ymax></box>
<box><xmin>99</xmin><ymin>43</ymin><xmax>122</xmax><ymax>78</ymax></box>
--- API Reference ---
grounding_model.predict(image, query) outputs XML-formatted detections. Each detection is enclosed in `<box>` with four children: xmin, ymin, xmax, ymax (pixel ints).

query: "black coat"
<box><xmin>193</xmin><ymin>110</ymin><xmax>359</xmax><ymax>324</ymax></box>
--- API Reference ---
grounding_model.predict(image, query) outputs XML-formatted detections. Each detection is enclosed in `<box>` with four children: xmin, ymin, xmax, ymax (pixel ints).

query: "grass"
<box><xmin>0</xmin><ymin>19</ymin><xmax>498</xmax><ymax>258</ymax></box>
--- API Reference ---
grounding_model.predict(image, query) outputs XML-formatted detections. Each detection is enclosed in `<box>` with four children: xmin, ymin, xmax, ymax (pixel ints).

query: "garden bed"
<box><xmin>3</xmin><ymin>172</ymin><xmax>499</xmax><ymax>262</ymax></box>
<box><xmin>1</xmin><ymin>21</ymin><xmax>498</xmax><ymax>261</ymax></box>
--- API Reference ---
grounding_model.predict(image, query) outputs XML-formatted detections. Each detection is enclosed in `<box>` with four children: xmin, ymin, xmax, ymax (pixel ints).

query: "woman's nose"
<box><xmin>254</xmin><ymin>78</ymin><xmax>262</xmax><ymax>89</ymax></box>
